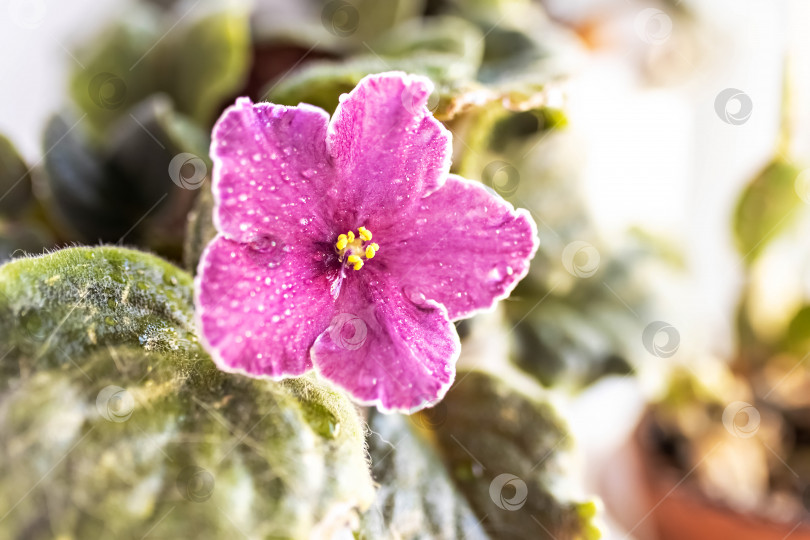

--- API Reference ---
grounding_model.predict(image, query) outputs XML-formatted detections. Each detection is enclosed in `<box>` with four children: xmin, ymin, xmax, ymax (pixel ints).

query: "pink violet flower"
<box><xmin>195</xmin><ymin>72</ymin><xmax>539</xmax><ymax>413</ymax></box>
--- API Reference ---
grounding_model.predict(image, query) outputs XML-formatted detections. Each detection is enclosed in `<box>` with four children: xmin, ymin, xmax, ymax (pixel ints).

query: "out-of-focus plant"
<box><xmin>37</xmin><ymin>0</ymin><xmax>250</xmax><ymax>257</ymax></box>
<box><xmin>646</xmin><ymin>81</ymin><xmax>810</xmax><ymax>522</ymax></box>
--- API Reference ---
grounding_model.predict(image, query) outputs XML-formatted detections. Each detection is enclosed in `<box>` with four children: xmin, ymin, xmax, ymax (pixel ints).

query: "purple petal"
<box><xmin>310</xmin><ymin>269</ymin><xmax>460</xmax><ymax>413</ymax></box>
<box><xmin>195</xmin><ymin>234</ymin><xmax>337</xmax><ymax>378</ymax></box>
<box><xmin>211</xmin><ymin>98</ymin><xmax>337</xmax><ymax>244</ymax></box>
<box><xmin>326</xmin><ymin>72</ymin><xmax>452</xmax><ymax>228</ymax></box>
<box><xmin>381</xmin><ymin>175</ymin><xmax>539</xmax><ymax>320</ymax></box>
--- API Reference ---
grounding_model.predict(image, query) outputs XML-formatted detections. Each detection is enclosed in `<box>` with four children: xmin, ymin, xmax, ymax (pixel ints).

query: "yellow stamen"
<box><xmin>347</xmin><ymin>254</ymin><xmax>363</xmax><ymax>270</ymax></box>
<box><xmin>335</xmin><ymin>234</ymin><xmax>348</xmax><ymax>251</ymax></box>
<box><xmin>335</xmin><ymin>227</ymin><xmax>377</xmax><ymax>271</ymax></box>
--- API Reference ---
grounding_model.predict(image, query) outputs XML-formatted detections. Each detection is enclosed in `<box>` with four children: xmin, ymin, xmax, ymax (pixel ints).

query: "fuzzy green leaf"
<box><xmin>0</xmin><ymin>246</ymin><xmax>374</xmax><ymax>538</ymax></box>
<box><xmin>360</xmin><ymin>370</ymin><xmax>601</xmax><ymax>539</ymax></box>
<box><xmin>359</xmin><ymin>411</ymin><xmax>489</xmax><ymax>539</ymax></box>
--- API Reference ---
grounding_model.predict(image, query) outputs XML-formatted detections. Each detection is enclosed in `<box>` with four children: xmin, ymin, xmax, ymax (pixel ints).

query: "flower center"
<box><xmin>335</xmin><ymin>226</ymin><xmax>379</xmax><ymax>271</ymax></box>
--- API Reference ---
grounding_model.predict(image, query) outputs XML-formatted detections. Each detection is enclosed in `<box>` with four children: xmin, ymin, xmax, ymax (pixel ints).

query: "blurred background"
<box><xmin>2</xmin><ymin>0</ymin><xmax>810</xmax><ymax>538</ymax></box>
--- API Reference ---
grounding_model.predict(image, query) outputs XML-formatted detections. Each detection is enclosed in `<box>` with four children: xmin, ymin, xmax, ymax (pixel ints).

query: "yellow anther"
<box><xmin>347</xmin><ymin>254</ymin><xmax>363</xmax><ymax>270</ymax></box>
<box><xmin>336</xmin><ymin>234</ymin><xmax>348</xmax><ymax>251</ymax></box>
<box><xmin>370</xmin><ymin>243</ymin><xmax>379</xmax><ymax>251</ymax></box>
<box><xmin>335</xmin><ymin>228</ymin><xmax>376</xmax><ymax>270</ymax></box>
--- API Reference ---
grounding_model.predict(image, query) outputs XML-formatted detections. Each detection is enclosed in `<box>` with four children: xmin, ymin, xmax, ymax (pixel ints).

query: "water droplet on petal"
<box><xmin>403</xmin><ymin>285</ymin><xmax>426</xmax><ymax>306</ymax></box>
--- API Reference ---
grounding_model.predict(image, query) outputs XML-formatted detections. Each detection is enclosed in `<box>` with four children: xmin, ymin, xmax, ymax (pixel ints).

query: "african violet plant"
<box><xmin>0</xmin><ymin>0</ymin><xmax>655</xmax><ymax>538</ymax></box>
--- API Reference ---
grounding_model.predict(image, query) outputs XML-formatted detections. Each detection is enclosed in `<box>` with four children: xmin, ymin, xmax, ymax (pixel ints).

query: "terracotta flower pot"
<box><xmin>600</xmin><ymin>412</ymin><xmax>810</xmax><ymax>540</ymax></box>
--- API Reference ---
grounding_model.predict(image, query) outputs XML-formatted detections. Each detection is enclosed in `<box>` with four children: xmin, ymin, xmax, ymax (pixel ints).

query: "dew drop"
<box><xmin>402</xmin><ymin>285</ymin><xmax>426</xmax><ymax>306</ymax></box>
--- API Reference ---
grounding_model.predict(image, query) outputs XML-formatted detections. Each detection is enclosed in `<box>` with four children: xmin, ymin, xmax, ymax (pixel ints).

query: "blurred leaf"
<box><xmin>265</xmin><ymin>51</ymin><xmax>479</xmax><ymax>121</ymax></box>
<box><xmin>0</xmin><ymin>246</ymin><xmax>374</xmax><ymax>538</ymax></box>
<box><xmin>183</xmin><ymin>183</ymin><xmax>216</xmax><ymax>273</ymax></box>
<box><xmin>265</xmin><ymin>13</ymin><xmax>572</xmax><ymax>121</ymax></box>
<box><xmin>509</xmin><ymin>296</ymin><xmax>633</xmax><ymax>388</ymax></box>
<box><xmin>0</xmin><ymin>135</ymin><xmax>32</xmax><ymax>218</ymax></box>
<box><xmin>254</xmin><ymin>0</ymin><xmax>426</xmax><ymax>51</ymax></box>
<box><xmin>476</xmin><ymin>24</ymin><xmax>573</xmax><ymax>109</ymax></box>
<box><xmin>43</xmin><ymin>98</ymin><xmax>209</xmax><ymax>255</ymax></box>
<box><xmin>106</xmin><ymin>96</ymin><xmax>211</xmax><ymax>256</ymax></box>
<box><xmin>69</xmin><ymin>2</ymin><xmax>250</xmax><ymax>133</ymax></box>
<box><xmin>784</xmin><ymin>305</ymin><xmax>810</xmax><ymax>355</ymax></box>
<box><xmin>162</xmin><ymin>2</ymin><xmax>251</xmax><ymax>126</ymax></box>
<box><xmin>371</xmin><ymin>15</ymin><xmax>484</xmax><ymax>64</ymax></box>
<box><xmin>69</xmin><ymin>5</ymin><xmax>165</xmax><ymax>133</ymax></box>
<box><xmin>42</xmin><ymin>114</ymin><xmax>121</xmax><ymax>241</ymax></box>
<box><xmin>733</xmin><ymin>159</ymin><xmax>804</xmax><ymax>264</ymax></box>
<box><xmin>359</xmin><ymin>412</ymin><xmax>489</xmax><ymax>539</ymax></box>
<box><xmin>0</xmin><ymin>222</ymin><xmax>51</xmax><ymax>263</ymax></box>
<box><xmin>431</xmin><ymin>370</ymin><xmax>601</xmax><ymax>539</ymax></box>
